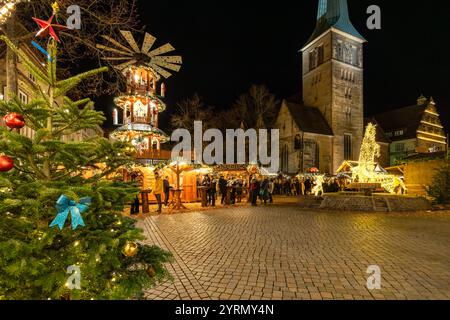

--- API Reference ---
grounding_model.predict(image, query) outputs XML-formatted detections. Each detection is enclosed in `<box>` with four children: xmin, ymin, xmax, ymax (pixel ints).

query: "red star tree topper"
<box><xmin>32</xmin><ymin>2</ymin><xmax>68</xmax><ymax>43</ymax></box>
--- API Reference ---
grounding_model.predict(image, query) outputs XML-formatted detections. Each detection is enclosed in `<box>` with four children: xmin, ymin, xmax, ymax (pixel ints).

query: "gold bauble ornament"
<box><xmin>146</xmin><ymin>265</ymin><xmax>156</xmax><ymax>278</ymax></box>
<box><xmin>123</xmin><ymin>242</ymin><xmax>138</xmax><ymax>257</ymax></box>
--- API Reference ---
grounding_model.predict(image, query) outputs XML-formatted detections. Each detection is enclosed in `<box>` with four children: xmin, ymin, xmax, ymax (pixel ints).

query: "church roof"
<box><xmin>372</xmin><ymin>104</ymin><xmax>427</xmax><ymax>141</ymax></box>
<box><xmin>284</xmin><ymin>99</ymin><xmax>334</xmax><ymax>136</ymax></box>
<box><xmin>305</xmin><ymin>0</ymin><xmax>366</xmax><ymax>47</ymax></box>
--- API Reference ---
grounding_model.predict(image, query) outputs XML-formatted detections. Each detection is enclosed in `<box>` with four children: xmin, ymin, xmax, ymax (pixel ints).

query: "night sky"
<box><xmin>100</xmin><ymin>0</ymin><xmax>450</xmax><ymax>132</ymax></box>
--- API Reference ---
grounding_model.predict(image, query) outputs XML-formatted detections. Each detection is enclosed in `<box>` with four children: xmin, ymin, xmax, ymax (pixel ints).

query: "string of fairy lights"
<box><xmin>0</xmin><ymin>0</ymin><xmax>27</xmax><ymax>24</ymax></box>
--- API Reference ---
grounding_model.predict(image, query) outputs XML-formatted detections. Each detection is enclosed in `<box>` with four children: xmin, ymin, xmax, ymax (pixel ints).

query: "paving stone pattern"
<box><xmin>140</xmin><ymin>207</ymin><xmax>450</xmax><ymax>300</ymax></box>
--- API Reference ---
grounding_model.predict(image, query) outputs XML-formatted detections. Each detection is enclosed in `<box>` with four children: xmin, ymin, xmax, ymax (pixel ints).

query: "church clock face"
<box><xmin>133</xmin><ymin>100</ymin><xmax>147</xmax><ymax>118</ymax></box>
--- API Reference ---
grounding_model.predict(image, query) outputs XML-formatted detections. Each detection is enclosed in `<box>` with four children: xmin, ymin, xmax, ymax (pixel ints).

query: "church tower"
<box><xmin>302</xmin><ymin>0</ymin><xmax>366</xmax><ymax>172</ymax></box>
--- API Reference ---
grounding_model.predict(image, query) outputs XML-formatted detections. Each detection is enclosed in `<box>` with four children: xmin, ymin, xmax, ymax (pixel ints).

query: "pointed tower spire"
<box><xmin>317</xmin><ymin>0</ymin><xmax>328</xmax><ymax>19</ymax></box>
<box><xmin>305</xmin><ymin>0</ymin><xmax>366</xmax><ymax>47</ymax></box>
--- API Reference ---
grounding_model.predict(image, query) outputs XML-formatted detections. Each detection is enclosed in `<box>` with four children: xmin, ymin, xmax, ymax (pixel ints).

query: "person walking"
<box><xmin>219</xmin><ymin>175</ymin><xmax>227</xmax><ymax>205</ymax></box>
<box><xmin>130</xmin><ymin>195</ymin><xmax>140</xmax><ymax>215</ymax></box>
<box><xmin>236</xmin><ymin>178</ymin><xmax>243</xmax><ymax>203</ymax></box>
<box><xmin>250</xmin><ymin>178</ymin><xmax>259</xmax><ymax>206</ymax></box>
<box><xmin>153</xmin><ymin>172</ymin><xmax>163</xmax><ymax>214</ymax></box>
<box><xmin>163</xmin><ymin>176</ymin><xmax>171</xmax><ymax>206</ymax></box>
<box><xmin>268</xmin><ymin>179</ymin><xmax>274</xmax><ymax>203</ymax></box>
<box><xmin>260</xmin><ymin>178</ymin><xmax>270</xmax><ymax>205</ymax></box>
<box><xmin>202</xmin><ymin>174</ymin><xmax>212</xmax><ymax>207</ymax></box>
<box><xmin>300</xmin><ymin>178</ymin><xmax>306</xmax><ymax>196</ymax></box>
<box><xmin>304</xmin><ymin>178</ymin><xmax>312</xmax><ymax>195</ymax></box>
<box><xmin>210</xmin><ymin>176</ymin><xmax>217</xmax><ymax>207</ymax></box>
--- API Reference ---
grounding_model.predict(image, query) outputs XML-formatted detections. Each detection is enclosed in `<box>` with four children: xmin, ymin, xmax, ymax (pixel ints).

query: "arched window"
<box><xmin>282</xmin><ymin>145</ymin><xmax>289</xmax><ymax>173</ymax></box>
<box><xmin>315</xmin><ymin>144</ymin><xmax>320</xmax><ymax>169</ymax></box>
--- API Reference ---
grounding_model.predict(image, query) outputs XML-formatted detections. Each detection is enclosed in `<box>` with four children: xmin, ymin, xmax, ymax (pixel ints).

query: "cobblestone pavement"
<box><xmin>140</xmin><ymin>206</ymin><xmax>450</xmax><ymax>300</ymax></box>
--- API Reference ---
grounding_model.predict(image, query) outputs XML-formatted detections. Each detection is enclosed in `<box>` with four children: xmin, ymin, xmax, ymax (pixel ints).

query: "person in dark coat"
<box><xmin>304</xmin><ymin>178</ymin><xmax>312</xmax><ymax>195</ymax></box>
<box><xmin>130</xmin><ymin>195</ymin><xmax>139</xmax><ymax>215</ymax></box>
<box><xmin>250</xmin><ymin>178</ymin><xmax>260</xmax><ymax>206</ymax></box>
<box><xmin>219</xmin><ymin>175</ymin><xmax>227</xmax><ymax>205</ymax></box>
<box><xmin>210</xmin><ymin>176</ymin><xmax>217</xmax><ymax>207</ymax></box>
<box><xmin>202</xmin><ymin>174</ymin><xmax>212</xmax><ymax>207</ymax></box>
<box><xmin>260</xmin><ymin>178</ymin><xmax>270</xmax><ymax>205</ymax></box>
<box><xmin>163</xmin><ymin>176</ymin><xmax>171</xmax><ymax>206</ymax></box>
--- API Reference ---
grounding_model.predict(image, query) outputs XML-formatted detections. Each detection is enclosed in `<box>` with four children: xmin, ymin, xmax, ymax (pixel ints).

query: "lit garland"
<box><xmin>0</xmin><ymin>0</ymin><xmax>26</xmax><ymax>24</ymax></box>
<box><xmin>110</xmin><ymin>123</ymin><xmax>169</xmax><ymax>143</ymax></box>
<box><xmin>114</xmin><ymin>94</ymin><xmax>166</xmax><ymax>113</ymax></box>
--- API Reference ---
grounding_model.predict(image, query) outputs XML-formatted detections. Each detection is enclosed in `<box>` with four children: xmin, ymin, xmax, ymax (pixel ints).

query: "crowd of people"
<box><xmin>199</xmin><ymin>175</ymin><xmax>247</xmax><ymax>206</ymax></box>
<box><xmin>130</xmin><ymin>172</ymin><xmax>351</xmax><ymax>215</ymax></box>
<box><xmin>196</xmin><ymin>174</ymin><xmax>349</xmax><ymax>208</ymax></box>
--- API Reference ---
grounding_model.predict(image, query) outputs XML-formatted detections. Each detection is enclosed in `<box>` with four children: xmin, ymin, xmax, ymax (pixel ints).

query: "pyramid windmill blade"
<box><xmin>148</xmin><ymin>43</ymin><xmax>175</xmax><ymax>57</ymax></box>
<box><xmin>141</xmin><ymin>32</ymin><xmax>157</xmax><ymax>55</ymax></box>
<box><xmin>96</xmin><ymin>44</ymin><xmax>134</xmax><ymax>56</ymax></box>
<box><xmin>114</xmin><ymin>59</ymin><xmax>138</xmax><ymax>72</ymax></box>
<box><xmin>154</xmin><ymin>61</ymin><xmax>182</xmax><ymax>72</ymax></box>
<box><xmin>101</xmin><ymin>35</ymin><xmax>135</xmax><ymax>53</ymax></box>
<box><xmin>120</xmin><ymin>30</ymin><xmax>142</xmax><ymax>53</ymax></box>
<box><xmin>148</xmin><ymin>63</ymin><xmax>173</xmax><ymax>79</ymax></box>
<box><xmin>101</xmin><ymin>57</ymin><xmax>134</xmax><ymax>61</ymax></box>
<box><xmin>152</xmin><ymin>55</ymin><xmax>183</xmax><ymax>64</ymax></box>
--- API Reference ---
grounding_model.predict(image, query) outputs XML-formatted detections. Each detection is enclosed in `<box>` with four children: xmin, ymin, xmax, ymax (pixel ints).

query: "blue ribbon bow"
<box><xmin>49</xmin><ymin>195</ymin><xmax>91</xmax><ymax>230</ymax></box>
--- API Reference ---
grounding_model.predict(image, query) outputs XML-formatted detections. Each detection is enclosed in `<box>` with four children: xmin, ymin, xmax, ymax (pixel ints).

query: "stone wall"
<box><xmin>404</xmin><ymin>159</ymin><xmax>445</xmax><ymax>196</ymax></box>
<box><xmin>318</xmin><ymin>194</ymin><xmax>431</xmax><ymax>212</ymax></box>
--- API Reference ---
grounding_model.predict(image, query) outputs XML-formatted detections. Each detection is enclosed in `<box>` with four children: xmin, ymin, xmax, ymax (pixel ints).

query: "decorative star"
<box><xmin>32</xmin><ymin>14</ymin><xmax>68</xmax><ymax>43</ymax></box>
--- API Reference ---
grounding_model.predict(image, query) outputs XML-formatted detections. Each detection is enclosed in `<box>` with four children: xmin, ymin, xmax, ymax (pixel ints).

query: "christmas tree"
<box><xmin>427</xmin><ymin>160</ymin><xmax>450</xmax><ymax>205</ymax></box>
<box><xmin>0</xmin><ymin>31</ymin><xmax>172</xmax><ymax>299</ymax></box>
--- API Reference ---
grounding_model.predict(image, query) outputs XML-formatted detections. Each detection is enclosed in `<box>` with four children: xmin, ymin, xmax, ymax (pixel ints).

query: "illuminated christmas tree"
<box><xmin>353</xmin><ymin>123</ymin><xmax>380</xmax><ymax>183</ymax></box>
<box><xmin>0</xmin><ymin>4</ymin><xmax>172</xmax><ymax>300</ymax></box>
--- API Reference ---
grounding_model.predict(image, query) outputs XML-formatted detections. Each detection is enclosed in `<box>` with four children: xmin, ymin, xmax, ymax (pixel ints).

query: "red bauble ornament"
<box><xmin>0</xmin><ymin>156</ymin><xmax>14</xmax><ymax>172</ymax></box>
<box><xmin>3</xmin><ymin>113</ymin><xmax>25</xmax><ymax>129</ymax></box>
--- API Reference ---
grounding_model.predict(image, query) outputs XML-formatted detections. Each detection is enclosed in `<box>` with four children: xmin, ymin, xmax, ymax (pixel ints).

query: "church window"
<box><xmin>345</xmin><ymin>108</ymin><xmax>352</xmax><ymax>123</ymax></box>
<box><xmin>344</xmin><ymin>134</ymin><xmax>352</xmax><ymax>160</ymax></box>
<box><xmin>294</xmin><ymin>134</ymin><xmax>303</xmax><ymax>150</ymax></box>
<box><xmin>317</xmin><ymin>45</ymin><xmax>324</xmax><ymax>65</ymax></box>
<box><xmin>343</xmin><ymin>43</ymin><xmax>352</xmax><ymax>64</ymax></box>
<box><xmin>351</xmin><ymin>46</ymin><xmax>358</xmax><ymax>66</ymax></box>
<box><xmin>335</xmin><ymin>40</ymin><xmax>343</xmax><ymax>60</ymax></box>
<box><xmin>345</xmin><ymin>88</ymin><xmax>352</xmax><ymax>100</ymax></box>
<box><xmin>315</xmin><ymin>144</ymin><xmax>320</xmax><ymax>168</ymax></box>
<box><xmin>282</xmin><ymin>145</ymin><xmax>289</xmax><ymax>172</ymax></box>
<box><xmin>309</xmin><ymin>50</ymin><xmax>317</xmax><ymax>71</ymax></box>
<box><xmin>309</xmin><ymin>45</ymin><xmax>324</xmax><ymax>71</ymax></box>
